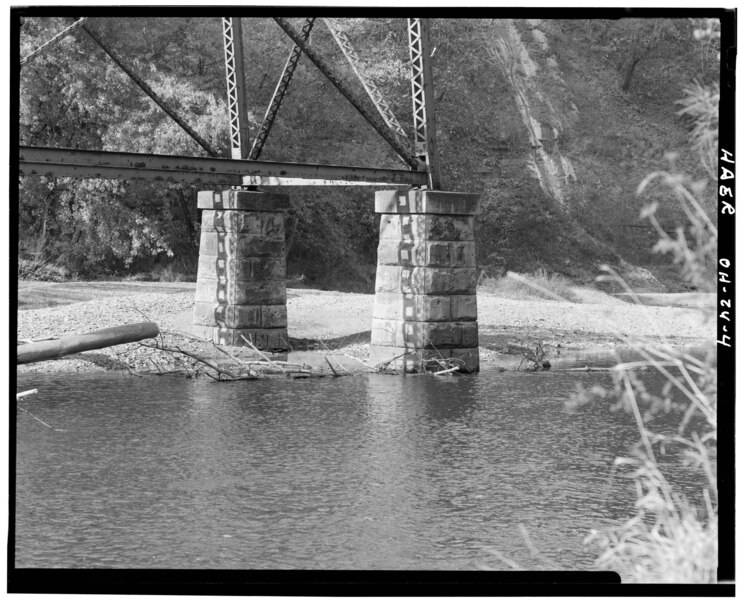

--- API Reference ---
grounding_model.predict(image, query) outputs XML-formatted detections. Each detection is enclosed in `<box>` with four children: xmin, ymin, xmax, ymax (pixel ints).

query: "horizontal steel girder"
<box><xmin>18</xmin><ymin>146</ymin><xmax>427</xmax><ymax>186</ymax></box>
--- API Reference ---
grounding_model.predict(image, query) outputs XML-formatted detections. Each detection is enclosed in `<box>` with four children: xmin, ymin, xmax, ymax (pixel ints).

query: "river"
<box><xmin>15</xmin><ymin>358</ymin><xmax>706</xmax><ymax>570</ymax></box>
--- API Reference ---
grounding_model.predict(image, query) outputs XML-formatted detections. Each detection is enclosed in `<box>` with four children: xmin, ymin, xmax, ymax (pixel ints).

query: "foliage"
<box><xmin>286</xmin><ymin>186</ymin><xmax>377</xmax><ymax>291</ymax></box>
<box><xmin>676</xmin><ymin>82</ymin><xmax>720</xmax><ymax>178</ymax></box>
<box><xmin>18</xmin><ymin>257</ymin><xmax>68</xmax><ymax>282</ymax></box>
<box><xmin>19</xmin><ymin>17</ymin><xmax>229</xmax><ymax>277</ymax></box>
<box><xmin>638</xmin><ymin>168</ymin><xmax>717</xmax><ymax>292</ymax></box>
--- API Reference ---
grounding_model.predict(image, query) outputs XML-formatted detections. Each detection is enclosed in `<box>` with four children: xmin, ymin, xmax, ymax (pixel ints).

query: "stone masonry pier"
<box><xmin>193</xmin><ymin>189</ymin><xmax>290</xmax><ymax>350</ymax></box>
<box><xmin>369</xmin><ymin>189</ymin><xmax>480</xmax><ymax>372</ymax></box>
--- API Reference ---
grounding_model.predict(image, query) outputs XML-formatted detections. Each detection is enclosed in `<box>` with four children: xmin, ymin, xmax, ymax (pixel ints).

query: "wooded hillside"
<box><xmin>17</xmin><ymin>15</ymin><xmax>721</xmax><ymax>291</ymax></box>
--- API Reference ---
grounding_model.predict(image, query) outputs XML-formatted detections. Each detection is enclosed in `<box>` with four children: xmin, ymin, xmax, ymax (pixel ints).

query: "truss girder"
<box><xmin>222</xmin><ymin>17</ymin><xmax>251</xmax><ymax>160</ymax></box>
<box><xmin>273</xmin><ymin>17</ymin><xmax>421</xmax><ymax>170</ymax></box>
<box><xmin>17</xmin><ymin>17</ymin><xmax>438</xmax><ymax>189</ymax></box>
<box><xmin>20</xmin><ymin>17</ymin><xmax>89</xmax><ymax>67</ymax></box>
<box><xmin>19</xmin><ymin>146</ymin><xmax>428</xmax><ymax>186</ymax></box>
<box><xmin>249</xmin><ymin>17</ymin><xmax>315</xmax><ymax>161</ymax></box>
<box><xmin>407</xmin><ymin>18</ymin><xmax>440</xmax><ymax>189</ymax></box>
<box><xmin>80</xmin><ymin>23</ymin><xmax>220</xmax><ymax>158</ymax></box>
<box><xmin>324</xmin><ymin>18</ymin><xmax>408</xmax><ymax>144</ymax></box>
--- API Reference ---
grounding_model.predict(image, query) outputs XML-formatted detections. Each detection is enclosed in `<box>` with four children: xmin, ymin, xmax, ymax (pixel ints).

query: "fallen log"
<box><xmin>17</xmin><ymin>322</ymin><xmax>159</xmax><ymax>365</ymax></box>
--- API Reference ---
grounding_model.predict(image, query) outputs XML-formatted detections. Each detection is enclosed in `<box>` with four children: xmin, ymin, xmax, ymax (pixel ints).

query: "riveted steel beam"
<box><xmin>408</xmin><ymin>18</ymin><xmax>440</xmax><ymax>189</ymax></box>
<box><xmin>80</xmin><ymin>22</ymin><xmax>220</xmax><ymax>158</ymax></box>
<box><xmin>222</xmin><ymin>17</ymin><xmax>250</xmax><ymax>160</ymax></box>
<box><xmin>273</xmin><ymin>17</ymin><xmax>421</xmax><ymax>170</ymax></box>
<box><xmin>250</xmin><ymin>17</ymin><xmax>315</xmax><ymax>160</ymax></box>
<box><xmin>19</xmin><ymin>146</ymin><xmax>428</xmax><ymax>186</ymax></box>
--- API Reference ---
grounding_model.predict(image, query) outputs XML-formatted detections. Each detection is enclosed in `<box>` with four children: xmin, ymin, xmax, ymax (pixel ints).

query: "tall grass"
<box><xmin>478</xmin><ymin>268</ymin><xmax>579</xmax><ymax>302</ymax></box>
<box><xmin>572</xmin><ymin>336</ymin><xmax>717</xmax><ymax>582</ymax></box>
<box><xmin>571</xmin><ymin>60</ymin><xmax>718</xmax><ymax>582</ymax></box>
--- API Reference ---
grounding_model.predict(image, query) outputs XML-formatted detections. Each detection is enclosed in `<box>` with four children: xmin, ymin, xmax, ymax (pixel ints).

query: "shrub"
<box><xmin>18</xmin><ymin>256</ymin><xmax>68</xmax><ymax>282</ymax></box>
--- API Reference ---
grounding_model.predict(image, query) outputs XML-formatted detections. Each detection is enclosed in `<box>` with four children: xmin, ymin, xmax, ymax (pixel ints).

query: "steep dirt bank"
<box><xmin>16</xmin><ymin>281</ymin><xmax>715</xmax><ymax>376</ymax></box>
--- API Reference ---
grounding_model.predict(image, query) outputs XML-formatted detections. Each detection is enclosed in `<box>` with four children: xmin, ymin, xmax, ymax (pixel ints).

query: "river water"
<box><xmin>15</xmin><ymin>359</ymin><xmax>706</xmax><ymax>570</ymax></box>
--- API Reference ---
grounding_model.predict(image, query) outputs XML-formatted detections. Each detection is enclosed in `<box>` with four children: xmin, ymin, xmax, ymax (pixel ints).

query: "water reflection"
<box><xmin>15</xmin><ymin>367</ymin><xmax>707</xmax><ymax>570</ymax></box>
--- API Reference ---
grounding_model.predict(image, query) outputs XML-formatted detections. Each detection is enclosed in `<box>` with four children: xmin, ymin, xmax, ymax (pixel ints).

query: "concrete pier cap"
<box><xmin>193</xmin><ymin>189</ymin><xmax>290</xmax><ymax>350</ymax></box>
<box><xmin>370</xmin><ymin>189</ymin><xmax>481</xmax><ymax>373</ymax></box>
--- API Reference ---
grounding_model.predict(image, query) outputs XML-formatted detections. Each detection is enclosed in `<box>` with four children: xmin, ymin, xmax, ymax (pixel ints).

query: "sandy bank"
<box><xmin>16</xmin><ymin>281</ymin><xmax>715</xmax><ymax>375</ymax></box>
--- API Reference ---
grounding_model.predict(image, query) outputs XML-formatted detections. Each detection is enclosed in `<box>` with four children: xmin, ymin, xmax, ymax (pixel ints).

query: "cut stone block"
<box><xmin>197</xmin><ymin>255</ymin><xmax>285</xmax><ymax>282</ymax></box>
<box><xmin>195</xmin><ymin>279</ymin><xmax>286</xmax><ymax>305</ymax></box>
<box><xmin>373</xmin><ymin>292</ymin><xmax>478</xmax><ymax>322</ymax></box>
<box><xmin>201</xmin><ymin>210</ymin><xmax>285</xmax><ymax>238</ymax></box>
<box><xmin>193</xmin><ymin>302</ymin><xmax>288</xmax><ymax>328</ymax></box>
<box><xmin>375</xmin><ymin>189</ymin><xmax>479</xmax><ymax>215</ymax></box>
<box><xmin>375</xmin><ymin>266</ymin><xmax>478</xmax><ymax>295</ymax></box>
<box><xmin>198</xmin><ymin>189</ymin><xmax>290</xmax><ymax>211</ymax></box>
<box><xmin>449</xmin><ymin>347</ymin><xmax>480</xmax><ymax>373</ymax></box>
<box><xmin>369</xmin><ymin>345</ymin><xmax>479</xmax><ymax>373</ymax></box>
<box><xmin>373</xmin><ymin>292</ymin><xmax>451</xmax><ymax>322</ymax></box>
<box><xmin>199</xmin><ymin>232</ymin><xmax>285</xmax><ymax>258</ymax></box>
<box><xmin>371</xmin><ymin>318</ymin><xmax>478</xmax><ymax>349</ymax></box>
<box><xmin>376</xmin><ymin>240</ymin><xmax>476</xmax><ymax>268</ymax></box>
<box><xmin>451</xmin><ymin>294</ymin><xmax>478</xmax><ymax>321</ymax></box>
<box><xmin>378</xmin><ymin>214</ymin><xmax>475</xmax><ymax>242</ymax></box>
<box><xmin>193</xmin><ymin>325</ymin><xmax>289</xmax><ymax>350</ymax></box>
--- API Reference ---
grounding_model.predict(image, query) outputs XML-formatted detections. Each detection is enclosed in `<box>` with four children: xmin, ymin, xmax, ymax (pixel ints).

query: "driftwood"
<box><xmin>18</xmin><ymin>322</ymin><xmax>159</xmax><ymax>365</ymax></box>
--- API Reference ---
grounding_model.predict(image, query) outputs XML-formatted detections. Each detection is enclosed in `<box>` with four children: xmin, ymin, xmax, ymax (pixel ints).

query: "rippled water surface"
<box><xmin>15</xmin><ymin>366</ymin><xmax>703</xmax><ymax>570</ymax></box>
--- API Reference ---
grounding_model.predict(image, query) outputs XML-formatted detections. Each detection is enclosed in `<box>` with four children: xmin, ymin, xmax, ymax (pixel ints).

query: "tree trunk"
<box><xmin>620</xmin><ymin>58</ymin><xmax>640</xmax><ymax>91</ymax></box>
<box><xmin>177</xmin><ymin>188</ymin><xmax>197</xmax><ymax>247</ymax></box>
<box><xmin>17</xmin><ymin>322</ymin><xmax>159</xmax><ymax>364</ymax></box>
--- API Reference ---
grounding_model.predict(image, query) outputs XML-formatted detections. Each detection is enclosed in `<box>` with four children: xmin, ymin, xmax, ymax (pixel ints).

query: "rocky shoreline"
<box><xmin>16</xmin><ymin>281</ymin><xmax>716</xmax><ymax>376</ymax></box>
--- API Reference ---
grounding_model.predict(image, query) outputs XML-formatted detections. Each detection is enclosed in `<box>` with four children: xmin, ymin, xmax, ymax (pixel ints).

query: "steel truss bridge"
<box><xmin>18</xmin><ymin>16</ymin><xmax>441</xmax><ymax>190</ymax></box>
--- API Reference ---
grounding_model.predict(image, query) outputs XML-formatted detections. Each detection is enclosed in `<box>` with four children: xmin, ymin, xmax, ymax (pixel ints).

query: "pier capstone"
<box><xmin>370</xmin><ymin>189</ymin><xmax>480</xmax><ymax>372</ymax></box>
<box><xmin>193</xmin><ymin>190</ymin><xmax>289</xmax><ymax>350</ymax></box>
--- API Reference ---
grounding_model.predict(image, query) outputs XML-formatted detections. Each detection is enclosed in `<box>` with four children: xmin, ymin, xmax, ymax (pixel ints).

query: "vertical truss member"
<box><xmin>249</xmin><ymin>17</ymin><xmax>316</xmax><ymax>161</ymax></box>
<box><xmin>408</xmin><ymin>18</ymin><xmax>441</xmax><ymax>189</ymax></box>
<box><xmin>324</xmin><ymin>18</ymin><xmax>409</xmax><ymax>147</ymax></box>
<box><xmin>223</xmin><ymin>17</ymin><xmax>251</xmax><ymax>160</ymax></box>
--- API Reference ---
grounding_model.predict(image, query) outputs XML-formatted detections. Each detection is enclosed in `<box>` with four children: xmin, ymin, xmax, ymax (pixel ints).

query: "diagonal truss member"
<box><xmin>324</xmin><ymin>18</ymin><xmax>408</xmax><ymax>145</ymax></box>
<box><xmin>273</xmin><ymin>17</ymin><xmax>420</xmax><ymax>170</ymax></box>
<box><xmin>80</xmin><ymin>22</ymin><xmax>220</xmax><ymax>157</ymax></box>
<box><xmin>249</xmin><ymin>17</ymin><xmax>315</xmax><ymax>161</ymax></box>
<box><xmin>222</xmin><ymin>17</ymin><xmax>250</xmax><ymax>160</ymax></box>
<box><xmin>408</xmin><ymin>18</ymin><xmax>440</xmax><ymax>189</ymax></box>
<box><xmin>20</xmin><ymin>17</ymin><xmax>88</xmax><ymax>67</ymax></box>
